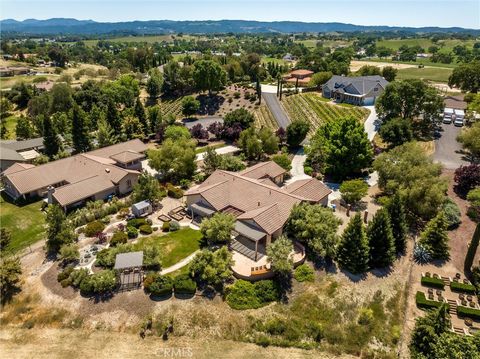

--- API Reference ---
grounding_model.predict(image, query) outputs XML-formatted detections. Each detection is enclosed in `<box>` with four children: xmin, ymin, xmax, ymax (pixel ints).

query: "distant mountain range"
<box><xmin>1</xmin><ymin>18</ymin><xmax>478</xmax><ymax>35</ymax></box>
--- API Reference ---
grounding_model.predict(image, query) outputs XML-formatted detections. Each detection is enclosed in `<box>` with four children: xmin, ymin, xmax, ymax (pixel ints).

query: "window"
<box><xmin>373</xmin><ymin>87</ymin><xmax>378</xmax><ymax>92</ymax></box>
<box><xmin>127</xmin><ymin>179</ymin><xmax>132</xmax><ymax>188</ymax></box>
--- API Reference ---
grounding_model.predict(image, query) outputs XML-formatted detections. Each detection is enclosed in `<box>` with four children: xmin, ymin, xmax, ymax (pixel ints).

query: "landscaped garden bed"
<box><xmin>420</xmin><ymin>276</ymin><xmax>445</xmax><ymax>289</ymax></box>
<box><xmin>415</xmin><ymin>291</ymin><xmax>449</xmax><ymax>310</ymax></box>
<box><xmin>450</xmin><ymin>281</ymin><xmax>477</xmax><ymax>294</ymax></box>
<box><xmin>457</xmin><ymin>306</ymin><xmax>480</xmax><ymax>320</ymax></box>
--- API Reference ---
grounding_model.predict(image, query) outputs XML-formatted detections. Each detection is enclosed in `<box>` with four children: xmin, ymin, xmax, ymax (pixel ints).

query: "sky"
<box><xmin>1</xmin><ymin>0</ymin><xmax>479</xmax><ymax>29</ymax></box>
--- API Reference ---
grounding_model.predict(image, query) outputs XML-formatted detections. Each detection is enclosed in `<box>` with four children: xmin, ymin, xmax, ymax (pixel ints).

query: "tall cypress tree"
<box><xmin>367</xmin><ymin>208</ymin><xmax>396</xmax><ymax>268</ymax></box>
<box><xmin>71</xmin><ymin>104</ymin><xmax>91</xmax><ymax>153</ymax></box>
<box><xmin>419</xmin><ymin>212</ymin><xmax>450</xmax><ymax>260</ymax></box>
<box><xmin>134</xmin><ymin>97</ymin><xmax>148</xmax><ymax>135</ymax></box>
<box><xmin>336</xmin><ymin>213</ymin><xmax>370</xmax><ymax>274</ymax></box>
<box><xmin>106</xmin><ymin>99</ymin><xmax>122</xmax><ymax>137</ymax></box>
<box><xmin>387</xmin><ymin>193</ymin><xmax>408</xmax><ymax>253</ymax></box>
<box><xmin>43</xmin><ymin>116</ymin><xmax>61</xmax><ymax>159</ymax></box>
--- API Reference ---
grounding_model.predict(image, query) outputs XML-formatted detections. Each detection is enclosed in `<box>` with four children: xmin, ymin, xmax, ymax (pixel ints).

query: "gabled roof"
<box><xmin>0</xmin><ymin>137</ymin><xmax>44</xmax><ymax>151</ymax></box>
<box><xmin>110</xmin><ymin>150</ymin><xmax>145</xmax><ymax>164</ymax></box>
<box><xmin>284</xmin><ymin>178</ymin><xmax>332</xmax><ymax>202</ymax></box>
<box><xmin>114</xmin><ymin>251</ymin><xmax>144</xmax><ymax>270</ymax></box>
<box><xmin>324</xmin><ymin>75</ymin><xmax>389</xmax><ymax>96</ymax></box>
<box><xmin>0</xmin><ymin>146</ymin><xmax>25</xmax><ymax>162</ymax></box>
<box><xmin>52</xmin><ymin>175</ymin><xmax>116</xmax><ymax>207</ymax></box>
<box><xmin>239</xmin><ymin>161</ymin><xmax>286</xmax><ymax>180</ymax></box>
<box><xmin>1</xmin><ymin>162</ymin><xmax>35</xmax><ymax>176</ymax></box>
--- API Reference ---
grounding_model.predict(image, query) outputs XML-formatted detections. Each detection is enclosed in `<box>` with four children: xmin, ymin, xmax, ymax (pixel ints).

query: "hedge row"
<box><xmin>415</xmin><ymin>291</ymin><xmax>449</xmax><ymax>310</ymax></box>
<box><xmin>421</xmin><ymin>276</ymin><xmax>445</xmax><ymax>289</ymax></box>
<box><xmin>457</xmin><ymin>306</ymin><xmax>480</xmax><ymax>320</ymax></box>
<box><xmin>450</xmin><ymin>281</ymin><xmax>477</xmax><ymax>294</ymax></box>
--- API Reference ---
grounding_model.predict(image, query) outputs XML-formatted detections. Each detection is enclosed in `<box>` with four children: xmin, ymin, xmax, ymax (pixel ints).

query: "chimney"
<box><xmin>47</xmin><ymin>186</ymin><xmax>55</xmax><ymax>204</ymax></box>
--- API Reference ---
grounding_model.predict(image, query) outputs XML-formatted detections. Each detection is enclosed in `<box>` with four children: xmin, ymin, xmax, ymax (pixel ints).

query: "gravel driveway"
<box><xmin>433</xmin><ymin>123</ymin><xmax>468</xmax><ymax>169</ymax></box>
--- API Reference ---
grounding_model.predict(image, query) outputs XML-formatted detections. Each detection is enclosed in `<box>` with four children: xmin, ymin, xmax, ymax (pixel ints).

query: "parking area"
<box><xmin>433</xmin><ymin>122</ymin><xmax>468</xmax><ymax>169</ymax></box>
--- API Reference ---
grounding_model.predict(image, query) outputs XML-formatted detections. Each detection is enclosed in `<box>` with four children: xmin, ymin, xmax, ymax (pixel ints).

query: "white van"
<box><xmin>443</xmin><ymin>108</ymin><xmax>454</xmax><ymax>124</ymax></box>
<box><xmin>454</xmin><ymin>109</ymin><xmax>465</xmax><ymax>126</ymax></box>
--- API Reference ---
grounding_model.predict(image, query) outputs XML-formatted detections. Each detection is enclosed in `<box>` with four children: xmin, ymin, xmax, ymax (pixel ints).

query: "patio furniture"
<box><xmin>436</xmin><ymin>290</ymin><xmax>442</xmax><ymax>296</ymax></box>
<box><xmin>467</xmin><ymin>295</ymin><xmax>473</xmax><ymax>302</ymax></box>
<box><xmin>470</xmin><ymin>302</ymin><xmax>476</xmax><ymax>308</ymax></box>
<box><xmin>462</xmin><ymin>300</ymin><xmax>468</xmax><ymax>306</ymax></box>
<box><xmin>459</xmin><ymin>294</ymin><xmax>465</xmax><ymax>300</ymax></box>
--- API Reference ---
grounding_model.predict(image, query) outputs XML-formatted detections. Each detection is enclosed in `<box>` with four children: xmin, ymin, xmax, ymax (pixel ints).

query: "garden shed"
<box><xmin>131</xmin><ymin>200</ymin><xmax>153</xmax><ymax>218</ymax></box>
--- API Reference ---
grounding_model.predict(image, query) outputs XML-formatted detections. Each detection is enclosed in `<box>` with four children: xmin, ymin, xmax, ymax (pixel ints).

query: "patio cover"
<box><xmin>114</xmin><ymin>251</ymin><xmax>144</xmax><ymax>270</ymax></box>
<box><xmin>234</xmin><ymin>221</ymin><xmax>266</xmax><ymax>242</ymax></box>
<box><xmin>191</xmin><ymin>202</ymin><xmax>215</xmax><ymax>217</ymax></box>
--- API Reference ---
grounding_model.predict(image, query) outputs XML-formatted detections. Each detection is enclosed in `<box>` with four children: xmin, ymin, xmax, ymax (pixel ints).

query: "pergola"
<box><xmin>232</xmin><ymin>221</ymin><xmax>266</xmax><ymax>261</ymax></box>
<box><xmin>114</xmin><ymin>251</ymin><xmax>144</xmax><ymax>291</ymax></box>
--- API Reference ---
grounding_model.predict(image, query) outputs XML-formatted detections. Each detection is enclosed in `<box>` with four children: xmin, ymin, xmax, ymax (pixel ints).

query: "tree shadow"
<box><xmin>196</xmin><ymin>94</ymin><xmax>225</xmax><ymax>116</ymax></box>
<box><xmin>339</xmin><ymin>268</ymin><xmax>368</xmax><ymax>283</ymax></box>
<box><xmin>370</xmin><ymin>266</ymin><xmax>394</xmax><ymax>278</ymax></box>
<box><xmin>148</xmin><ymin>292</ymin><xmax>173</xmax><ymax>302</ymax></box>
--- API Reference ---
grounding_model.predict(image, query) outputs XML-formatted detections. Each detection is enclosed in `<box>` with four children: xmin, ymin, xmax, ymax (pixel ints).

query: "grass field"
<box><xmin>0</xmin><ymin>193</ymin><xmax>46</xmax><ymax>253</ymax></box>
<box><xmin>134</xmin><ymin>227</ymin><xmax>201</xmax><ymax>268</ymax></box>
<box><xmin>281</xmin><ymin>93</ymin><xmax>370</xmax><ymax>134</ymax></box>
<box><xmin>359</xmin><ymin>57</ymin><xmax>458</xmax><ymax>69</ymax></box>
<box><xmin>1</xmin><ymin>115</ymin><xmax>19</xmax><ymax>139</ymax></box>
<box><xmin>254</xmin><ymin>104</ymin><xmax>278</xmax><ymax>130</ymax></box>
<box><xmin>396</xmin><ymin>66</ymin><xmax>453</xmax><ymax>83</ymax></box>
<box><xmin>376</xmin><ymin>38</ymin><xmax>477</xmax><ymax>53</ymax></box>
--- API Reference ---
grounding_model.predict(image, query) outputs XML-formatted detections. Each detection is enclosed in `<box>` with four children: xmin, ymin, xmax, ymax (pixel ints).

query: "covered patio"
<box><xmin>232</xmin><ymin>221</ymin><xmax>267</xmax><ymax>262</ymax></box>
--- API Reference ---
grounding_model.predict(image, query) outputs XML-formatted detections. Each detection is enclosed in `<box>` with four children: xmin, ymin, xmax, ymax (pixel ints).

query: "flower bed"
<box><xmin>450</xmin><ymin>281</ymin><xmax>477</xmax><ymax>294</ymax></box>
<box><xmin>421</xmin><ymin>276</ymin><xmax>445</xmax><ymax>289</ymax></box>
<box><xmin>415</xmin><ymin>291</ymin><xmax>449</xmax><ymax>310</ymax></box>
<box><xmin>457</xmin><ymin>306</ymin><xmax>480</xmax><ymax>320</ymax></box>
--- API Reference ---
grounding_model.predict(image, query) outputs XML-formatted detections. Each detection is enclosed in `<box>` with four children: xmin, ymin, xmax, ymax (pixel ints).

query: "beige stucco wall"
<box><xmin>117</xmin><ymin>173</ymin><xmax>139</xmax><ymax>195</ymax></box>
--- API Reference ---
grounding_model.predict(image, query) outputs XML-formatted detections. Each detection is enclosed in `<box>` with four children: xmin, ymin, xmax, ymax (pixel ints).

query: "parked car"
<box><xmin>454</xmin><ymin>117</ymin><xmax>464</xmax><ymax>127</ymax></box>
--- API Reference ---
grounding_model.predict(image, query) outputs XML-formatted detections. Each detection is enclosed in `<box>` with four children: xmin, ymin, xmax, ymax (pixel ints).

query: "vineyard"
<box><xmin>281</xmin><ymin>93</ymin><xmax>370</xmax><ymax>134</ymax></box>
<box><xmin>159</xmin><ymin>97</ymin><xmax>184</xmax><ymax>119</ymax></box>
<box><xmin>254</xmin><ymin>104</ymin><xmax>278</xmax><ymax>130</ymax></box>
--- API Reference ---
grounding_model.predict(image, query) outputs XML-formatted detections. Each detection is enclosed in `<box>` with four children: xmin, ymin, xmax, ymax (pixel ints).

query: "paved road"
<box><xmin>262</xmin><ymin>93</ymin><xmax>291</xmax><ymax>129</ymax></box>
<box><xmin>363</xmin><ymin>105</ymin><xmax>379</xmax><ymax>142</ymax></box>
<box><xmin>433</xmin><ymin>123</ymin><xmax>468</xmax><ymax>169</ymax></box>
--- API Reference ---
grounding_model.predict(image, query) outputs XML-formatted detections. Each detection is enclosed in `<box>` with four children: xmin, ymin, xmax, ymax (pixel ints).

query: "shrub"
<box><xmin>294</xmin><ymin>264</ymin><xmax>315</xmax><ymax>282</ymax></box>
<box><xmin>127</xmin><ymin>218</ymin><xmax>148</xmax><ymax>228</ymax></box>
<box><xmin>415</xmin><ymin>291</ymin><xmax>448</xmax><ymax>310</ymax></box>
<box><xmin>254</xmin><ymin>280</ymin><xmax>281</xmax><ymax>303</ymax></box>
<box><xmin>450</xmin><ymin>281</ymin><xmax>477</xmax><ymax>294</ymax></box>
<box><xmin>84</xmin><ymin>221</ymin><xmax>105</xmax><ymax>237</ymax></box>
<box><xmin>162</xmin><ymin>221</ymin><xmax>170</xmax><ymax>232</ymax></box>
<box><xmin>421</xmin><ymin>276</ymin><xmax>445</xmax><ymax>289</ymax></box>
<box><xmin>127</xmin><ymin>226</ymin><xmax>138</xmax><ymax>239</ymax></box>
<box><xmin>144</xmin><ymin>273</ymin><xmax>173</xmax><ymax>297</ymax></box>
<box><xmin>272</xmin><ymin>153</ymin><xmax>292</xmax><ymax>171</ymax></box>
<box><xmin>166</xmin><ymin>184</ymin><xmax>184</xmax><ymax>199</ymax></box>
<box><xmin>173</xmin><ymin>274</ymin><xmax>197</xmax><ymax>295</ymax></box>
<box><xmin>60</xmin><ymin>278</ymin><xmax>72</xmax><ymax>287</ymax></box>
<box><xmin>442</xmin><ymin>198</ymin><xmax>461</xmax><ymax>229</ymax></box>
<box><xmin>69</xmin><ymin>268</ymin><xmax>89</xmax><ymax>288</ymax></box>
<box><xmin>358</xmin><ymin>308</ymin><xmax>374</xmax><ymax>325</ymax></box>
<box><xmin>169</xmin><ymin>221</ymin><xmax>180</xmax><ymax>232</ymax></box>
<box><xmin>57</xmin><ymin>266</ymin><xmax>74</xmax><ymax>282</ymax></box>
<box><xmin>457</xmin><ymin>306</ymin><xmax>480</xmax><ymax>320</ymax></box>
<box><xmin>139</xmin><ymin>224</ymin><xmax>153</xmax><ymax>235</ymax></box>
<box><xmin>110</xmin><ymin>232</ymin><xmax>128</xmax><ymax>247</ymax></box>
<box><xmin>304</xmin><ymin>166</ymin><xmax>313</xmax><ymax>176</ymax></box>
<box><xmin>79</xmin><ymin>270</ymin><xmax>116</xmax><ymax>295</ymax></box>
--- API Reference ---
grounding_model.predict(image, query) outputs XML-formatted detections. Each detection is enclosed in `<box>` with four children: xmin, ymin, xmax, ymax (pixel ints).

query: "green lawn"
<box><xmin>261</xmin><ymin>56</ymin><xmax>289</xmax><ymax>66</ymax></box>
<box><xmin>134</xmin><ymin>227</ymin><xmax>201</xmax><ymax>268</ymax></box>
<box><xmin>396</xmin><ymin>67</ymin><xmax>453</xmax><ymax>83</ymax></box>
<box><xmin>0</xmin><ymin>193</ymin><xmax>46</xmax><ymax>253</ymax></box>
<box><xmin>2</xmin><ymin>115</ymin><xmax>19</xmax><ymax>139</ymax></box>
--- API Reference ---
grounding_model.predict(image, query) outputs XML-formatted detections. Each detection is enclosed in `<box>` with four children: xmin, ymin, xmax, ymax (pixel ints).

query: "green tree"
<box><xmin>164</xmin><ymin>125</ymin><xmax>191</xmax><ymax>141</ymax></box>
<box><xmin>307</xmin><ymin>116</ymin><xmax>373</xmax><ymax>180</ymax></box>
<box><xmin>122</xmin><ymin>116</ymin><xmax>143</xmax><ymax>140</ymax></box>
<box><xmin>0</xmin><ymin>256</ymin><xmax>22</xmax><ymax>304</ymax></box>
<box><xmin>134</xmin><ymin>97</ymin><xmax>148</xmax><ymax>135</ymax></box>
<box><xmin>381</xmin><ymin>66</ymin><xmax>397</xmax><ymax>82</ymax></box>
<box><xmin>258</xmin><ymin>127</ymin><xmax>279</xmax><ymax>155</ymax></box>
<box><xmin>189</xmin><ymin>247</ymin><xmax>233</xmax><ymax>288</ymax></box>
<box><xmin>339</xmin><ymin>179</ymin><xmax>368</xmax><ymax>206</ymax></box>
<box><xmin>286</xmin><ymin>203</ymin><xmax>342</xmax><ymax>260</ymax></box>
<box><xmin>223</xmin><ymin>108</ymin><xmax>255</xmax><ymax>129</ymax></box>
<box><xmin>375</xmin><ymin>79</ymin><xmax>443</xmax><ymax>138</ymax></box>
<box><xmin>146</xmin><ymin>68</ymin><xmax>163</xmax><ymax>98</ymax></box>
<box><xmin>0</xmin><ymin>228</ymin><xmax>11</xmax><ymax>251</ymax></box>
<box><xmin>15</xmin><ymin>115</ymin><xmax>35</xmax><ymax>139</ymax></box>
<box><xmin>238</xmin><ymin>127</ymin><xmax>263</xmax><ymax>160</ymax></box>
<box><xmin>367</xmin><ymin>208</ymin><xmax>395</xmax><ymax>268</ymax></box>
<box><xmin>378</xmin><ymin>117</ymin><xmax>413</xmax><ymax>148</ymax></box>
<box><xmin>266</xmin><ymin>235</ymin><xmax>294</xmax><ymax>276</ymax></box>
<box><xmin>286</xmin><ymin>120</ymin><xmax>310</xmax><ymax>148</ymax></box>
<box><xmin>0</xmin><ymin>121</ymin><xmax>8</xmax><ymax>139</ymax></box>
<box><xmin>374</xmin><ymin>142</ymin><xmax>447</xmax><ymax>221</ymax></box>
<box><xmin>200</xmin><ymin>212</ymin><xmax>236</xmax><ymax>246</ymax></box>
<box><xmin>132</xmin><ymin>173</ymin><xmax>164</xmax><ymax>205</ymax></box>
<box><xmin>148</xmin><ymin>105</ymin><xmax>163</xmax><ymax>133</ymax></box>
<box><xmin>181</xmin><ymin>96</ymin><xmax>200</xmax><ymax>118</ymax></box>
<box><xmin>336</xmin><ymin>213</ymin><xmax>370</xmax><ymax>274</ymax></box>
<box><xmin>106</xmin><ymin>99</ymin><xmax>122</xmax><ymax>137</ymax></box>
<box><xmin>308</xmin><ymin>71</ymin><xmax>333</xmax><ymax>87</ymax></box>
<box><xmin>386</xmin><ymin>193</ymin><xmax>408</xmax><ymax>253</ymax></box>
<box><xmin>49</xmin><ymin>83</ymin><xmax>74</xmax><ymax>115</ymax></box>
<box><xmin>193</xmin><ymin>60</ymin><xmax>227</xmax><ymax>95</ymax></box>
<box><xmin>457</xmin><ymin>121</ymin><xmax>480</xmax><ymax>161</ymax></box>
<box><xmin>272</xmin><ymin>153</ymin><xmax>292</xmax><ymax>171</ymax></box>
<box><xmin>71</xmin><ymin>104</ymin><xmax>91</xmax><ymax>153</ymax></box>
<box><xmin>433</xmin><ymin>332</ymin><xmax>480</xmax><ymax>359</ymax></box>
<box><xmin>96</xmin><ymin>116</ymin><xmax>116</xmax><ymax>148</ymax></box>
<box><xmin>46</xmin><ymin>204</ymin><xmax>74</xmax><ymax>254</ymax></box>
<box><xmin>148</xmin><ymin>137</ymin><xmax>197</xmax><ymax>182</ymax></box>
<box><xmin>448</xmin><ymin>61</ymin><xmax>480</xmax><ymax>93</ymax></box>
<box><xmin>43</xmin><ymin>116</ymin><xmax>62</xmax><ymax>159</ymax></box>
<box><xmin>419</xmin><ymin>212</ymin><xmax>450</xmax><ymax>260</ymax></box>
